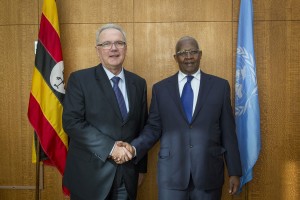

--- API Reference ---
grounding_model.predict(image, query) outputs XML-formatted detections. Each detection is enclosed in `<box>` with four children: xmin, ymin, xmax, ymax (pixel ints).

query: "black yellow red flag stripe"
<box><xmin>27</xmin><ymin>0</ymin><xmax>69</xmax><ymax>195</ymax></box>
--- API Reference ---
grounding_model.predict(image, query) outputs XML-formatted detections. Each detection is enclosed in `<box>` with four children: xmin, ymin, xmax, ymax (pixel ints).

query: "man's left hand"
<box><xmin>229</xmin><ymin>176</ymin><xmax>240</xmax><ymax>195</ymax></box>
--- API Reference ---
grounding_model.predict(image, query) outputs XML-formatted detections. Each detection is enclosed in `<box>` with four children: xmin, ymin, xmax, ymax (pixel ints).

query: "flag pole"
<box><xmin>245</xmin><ymin>183</ymin><xmax>248</xmax><ymax>200</ymax></box>
<box><xmin>35</xmin><ymin>139</ymin><xmax>40</xmax><ymax>200</ymax></box>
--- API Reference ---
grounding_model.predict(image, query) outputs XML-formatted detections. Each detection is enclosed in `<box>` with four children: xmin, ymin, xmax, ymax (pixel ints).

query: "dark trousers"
<box><xmin>71</xmin><ymin>167</ymin><xmax>129</xmax><ymax>200</ymax></box>
<box><xmin>105</xmin><ymin>167</ymin><xmax>129</xmax><ymax>200</ymax></box>
<box><xmin>159</xmin><ymin>176</ymin><xmax>222</xmax><ymax>200</ymax></box>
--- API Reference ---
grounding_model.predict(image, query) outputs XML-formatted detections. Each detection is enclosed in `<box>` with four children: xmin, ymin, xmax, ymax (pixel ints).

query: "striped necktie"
<box><xmin>111</xmin><ymin>76</ymin><xmax>128</xmax><ymax>121</ymax></box>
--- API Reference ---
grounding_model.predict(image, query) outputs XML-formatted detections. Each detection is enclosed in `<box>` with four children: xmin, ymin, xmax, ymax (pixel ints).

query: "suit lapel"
<box><xmin>124</xmin><ymin>70</ymin><xmax>136</xmax><ymax>124</ymax></box>
<box><xmin>166</xmin><ymin>73</ymin><xmax>189</xmax><ymax>122</ymax></box>
<box><xmin>95</xmin><ymin>64</ymin><xmax>123</xmax><ymax>121</ymax></box>
<box><xmin>191</xmin><ymin>71</ymin><xmax>212</xmax><ymax>122</ymax></box>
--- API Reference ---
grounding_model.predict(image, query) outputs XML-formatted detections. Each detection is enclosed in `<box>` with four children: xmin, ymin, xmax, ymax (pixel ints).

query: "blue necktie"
<box><xmin>181</xmin><ymin>75</ymin><xmax>194</xmax><ymax>123</ymax></box>
<box><xmin>111</xmin><ymin>76</ymin><xmax>128</xmax><ymax>121</ymax></box>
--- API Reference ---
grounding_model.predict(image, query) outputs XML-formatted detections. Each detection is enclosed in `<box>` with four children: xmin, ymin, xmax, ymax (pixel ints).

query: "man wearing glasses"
<box><xmin>62</xmin><ymin>24</ymin><xmax>148</xmax><ymax>200</ymax></box>
<box><xmin>121</xmin><ymin>36</ymin><xmax>242</xmax><ymax>199</ymax></box>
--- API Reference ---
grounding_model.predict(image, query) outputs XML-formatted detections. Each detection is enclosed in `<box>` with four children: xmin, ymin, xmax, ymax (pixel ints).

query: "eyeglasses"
<box><xmin>176</xmin><ymin>49</ymin><xmax>200</xmax><ymax>57</ymax></box>
<box><xmin>97</xmin><ymin>41</ymin><xmax>126</xmax><ymax>50</ymax></box>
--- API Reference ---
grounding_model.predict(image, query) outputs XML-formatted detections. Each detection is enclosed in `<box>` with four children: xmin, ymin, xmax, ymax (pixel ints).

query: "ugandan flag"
<box><xmin>27</xmin><ymin>0</ymin><xmax>69</xmax><ymax>195</ymax></box>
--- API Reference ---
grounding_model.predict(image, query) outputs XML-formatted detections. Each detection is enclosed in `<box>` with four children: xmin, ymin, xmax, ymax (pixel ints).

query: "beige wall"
<box><xmin>0</xmin><ymin>0</ymin><xmax>299</xmax><ymax>199</ymax></box>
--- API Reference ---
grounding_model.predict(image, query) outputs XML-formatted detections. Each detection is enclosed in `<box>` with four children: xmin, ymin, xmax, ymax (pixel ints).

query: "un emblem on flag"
<box><xmin>235</xmin><ymin>47</ymin><xmax>258</xmax><ymax>117</ymax></box>
<box><xmin>50</xmin><ymin>61</ymin><xmax>65</xmax><ymax>94</ymax></box>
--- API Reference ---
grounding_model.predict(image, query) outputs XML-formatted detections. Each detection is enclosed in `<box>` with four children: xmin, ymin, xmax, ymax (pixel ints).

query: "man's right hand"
<box><xmin>111</xmin><ymin>141</ymin><xmax>136</xmax><ymax>164</ymax></box>
<box><xmin>111</xmin><ymin>141</ymin><xmax>133</xmax><ymax>164</ymax></box>
<box><xmin>117</xmin><ymin>141</ymin><xmax>135</xmax><ymax>156</ymax></box>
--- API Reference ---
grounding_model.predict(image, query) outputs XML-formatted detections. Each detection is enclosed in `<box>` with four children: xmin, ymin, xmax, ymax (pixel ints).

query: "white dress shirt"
<box><xmin>103</xmin><ymin>66</ymin><xmax>129</xmax><ymax>112</ymax></box>
<box><xmin>178</xmin><ymin>69</ymin><xmax>201</xmax><ymax>115</ymax></box>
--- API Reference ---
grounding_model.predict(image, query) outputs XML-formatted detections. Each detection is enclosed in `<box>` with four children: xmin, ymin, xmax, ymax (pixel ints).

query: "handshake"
<box><xmin>111</xmin><ymin>141</ymin><xmax>135</xmax><ymax>164</ymax></box>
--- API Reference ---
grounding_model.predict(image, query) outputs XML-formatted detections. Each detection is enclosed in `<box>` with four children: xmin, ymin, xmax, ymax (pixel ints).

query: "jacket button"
<box><xmin>189</xmin><ymin>125</ymin><xmax>192</xmax><ymax>129</ymax></box>
<box><xmin>190</xmin><ymin>145</ymin><xmax>193</xmax><ymax>148</ymax></box>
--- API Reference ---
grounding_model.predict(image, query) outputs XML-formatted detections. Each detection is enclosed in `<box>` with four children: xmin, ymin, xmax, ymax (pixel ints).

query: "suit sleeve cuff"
<box><xmin>132</xmin><ymin>146</ymin><xmax>137</xmax><ymax>157</ymax></box>
<box><xmin>109</xmin><ymin>142</ymin><xmax>116</xmax><ymax>156</ymax></box>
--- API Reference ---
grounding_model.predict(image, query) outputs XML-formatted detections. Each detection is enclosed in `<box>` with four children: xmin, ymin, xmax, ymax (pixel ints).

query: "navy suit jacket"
<box><xmin>62</xmin><ymin>64</ymin><xmax>148</xmax><ymax>200</ymax></box>
<box><xmin>132</xmin><ymin>71</ymin><xmax>242</xmax><ymax>190</ymax></box>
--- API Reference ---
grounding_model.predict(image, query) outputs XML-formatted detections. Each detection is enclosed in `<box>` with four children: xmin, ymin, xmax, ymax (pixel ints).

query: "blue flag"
<box><xmin>235</xmin><ymin>0</ymin><xmax>261</xmax><ymax>192</ymax></box>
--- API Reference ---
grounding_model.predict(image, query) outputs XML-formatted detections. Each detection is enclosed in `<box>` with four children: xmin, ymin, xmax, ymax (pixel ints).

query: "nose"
<box><xmin>186</xmin><ymin>53</ymin><xmax>192</xmax><ymax>58</ymax></box>
<box><xmin>185</xmin><ymin>52</ymin><xmax>193</xmax><ymax>59</ymax></box>
<box><xmin>110</xmin><ymin>43</ymin><xmax>118</xmax><ymax>50</ymax></box>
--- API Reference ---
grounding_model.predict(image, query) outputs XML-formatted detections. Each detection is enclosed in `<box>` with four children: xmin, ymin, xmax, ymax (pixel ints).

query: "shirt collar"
<box><xmin>103</xmin><ymin>65</ymin><xmax>125</xmax><ymax>81</ymax></box>
<box><xmin>178</xmin><ymin>69</ymin><xmax>201</xmax><ymax>82</ymax></box>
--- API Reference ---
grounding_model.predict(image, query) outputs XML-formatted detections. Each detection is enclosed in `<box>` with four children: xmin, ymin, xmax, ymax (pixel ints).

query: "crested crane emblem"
<box><xmin>50</xmin><ymin>61</ymin><xmax>65</xmax><ymax>94</ymax></box>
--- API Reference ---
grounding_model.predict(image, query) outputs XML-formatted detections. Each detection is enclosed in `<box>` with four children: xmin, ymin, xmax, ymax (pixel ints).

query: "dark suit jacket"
<box><xmin>62</xmin><ymin>64</ymin><xmax>148</xmax><ymax>200</ymax></box>
<box><xmin>132</xmin><ymin>71</ymin><xmax>242</xmax><ymax>191</ymax></box>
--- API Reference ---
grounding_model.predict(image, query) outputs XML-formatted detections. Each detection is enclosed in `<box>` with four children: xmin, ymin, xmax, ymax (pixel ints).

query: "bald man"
<box><xmin>122</xmin><ymin>36</ymin><xmax>242</xmax><ymax>200</ymax></box>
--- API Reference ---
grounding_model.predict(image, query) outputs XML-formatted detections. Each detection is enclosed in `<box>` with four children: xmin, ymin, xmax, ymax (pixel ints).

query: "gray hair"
<box><xmin>175</xmin><ymin>36</ymin><xmax>201</xmax><ymax>53</ymax></box>
<box><xmin>96</xmin><ymin>23</ymin><xmax>127</xmax><ymax>45</ymax></box>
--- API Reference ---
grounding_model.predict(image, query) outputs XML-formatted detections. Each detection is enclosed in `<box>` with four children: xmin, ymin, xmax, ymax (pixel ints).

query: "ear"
<box><xmin>173</xmin><ymin>54</ymin><xmax>178</xmax><ymax>63</ymax></box>
<box><xmin>95</xmin><ymin>47</ymin><xmax>103</xmax><ymax>64</ymax></box>
<box><xmin>95</xmin><ymin>46</ymin><xmax>101</xmax><ymax>57</ymax></box>
<box><xmin>199</xmin><ymin>51</ymin><xmax>202</xmax><ymax>58</ymax></box>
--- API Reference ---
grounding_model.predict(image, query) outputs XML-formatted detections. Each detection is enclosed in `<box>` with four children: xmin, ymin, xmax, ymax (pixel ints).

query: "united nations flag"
<box><xmin>235</xmin><ymin>0</ymin><xmax>261</xmax><ymax>193</ymax></box>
